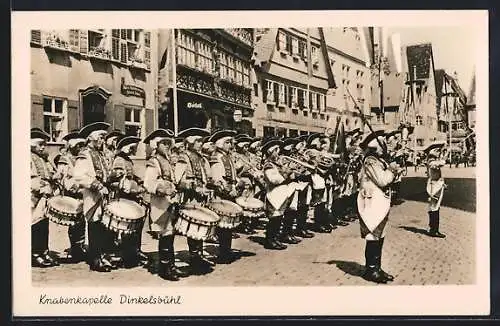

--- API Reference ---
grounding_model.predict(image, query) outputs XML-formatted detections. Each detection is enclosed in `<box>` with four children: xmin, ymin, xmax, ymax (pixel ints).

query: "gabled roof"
<box><xmin>405</xmin><ymin>43</ymin><xmax>434</xmax><ymax>80</ymax></box>
<box><xmin>252</xmin><ymin>28</ymin><xmax>279</xmax><ymax>66</ymax></box>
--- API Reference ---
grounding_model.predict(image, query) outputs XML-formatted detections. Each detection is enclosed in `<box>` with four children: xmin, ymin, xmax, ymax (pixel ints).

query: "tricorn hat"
<box><xmin>423</xmin><ymin>141</ymin><xmax>446</xmax><ymax>154</ymax></box>
<box><xmin>359</xmin><ymin>130</ymin><xmax>386</xmax><ymax>150</ymax></box>
<box><xmin>79</xmin><ymin>122</ymin><xmax>110</xmax><ymax>139</ymax></box>
<box><xmin>177</xmin><ymin>127</ymin><xmax>211</xmax><ymax>144</ymax></box>
<box><xmin>143</xmin><ymin>129</ymin><xmax>174</xmax><ymax>144</ymax></box>
<box><xmin>105</xmin><ymin>129</ymin><xmax>124</xmax><ymax>141</ymax></box>
<box><xmin>261</xmin><ymin>138</ymin><xmax>283</xmax><ymax>155</ymax></box>
<box><xmin>117</xmin><ymin>136</ymin><xmax>141</xmax><ymax>151</ymax></box>
<box><xmin>31</xmin><ymin>128</ymin><xmax>51</xmax><ymax>141</ymax></box>
<box><xmin>281</xmin><ymin>138</ymin><xmax>299</xmax><ymax>152</ymax></box>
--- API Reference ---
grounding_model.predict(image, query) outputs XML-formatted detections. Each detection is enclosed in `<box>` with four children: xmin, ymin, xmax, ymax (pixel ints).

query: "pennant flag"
<box><xmin>157</xmin><ymin>29</ymin><xmax>174</xmax><ymax>105</ymax></box>
<box><xmin>368</xmin><ymin>27</ymin><xmax>375</xmax><ymax>66</ymax></box>
<box><xmin>334</xmin><ymin>120</ymin><xmax>347</xmax><ymax>158</ymax></box>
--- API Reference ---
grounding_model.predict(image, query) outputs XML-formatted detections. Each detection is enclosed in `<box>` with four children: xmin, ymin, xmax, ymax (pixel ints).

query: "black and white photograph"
<box><xmin>12</xmin><ymin>10</ymin><xmax>489</xmax><ymax>316</ymax></box>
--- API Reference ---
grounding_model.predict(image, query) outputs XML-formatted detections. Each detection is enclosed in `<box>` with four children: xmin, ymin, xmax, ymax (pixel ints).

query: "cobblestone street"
<box><xmin>32</xmin><ymin>167</ymin><xmax>476</xmax><ymax>287</ymax></box>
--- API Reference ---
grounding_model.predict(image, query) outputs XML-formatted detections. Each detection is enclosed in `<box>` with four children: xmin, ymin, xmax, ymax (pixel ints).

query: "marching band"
<box><xmin>31</xmin><ymin>121</ymin><xmax>449</xmax><ymax>284</ymax></box>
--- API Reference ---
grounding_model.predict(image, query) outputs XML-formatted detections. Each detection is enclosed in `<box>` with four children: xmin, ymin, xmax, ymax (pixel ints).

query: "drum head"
<box><xmin>208</xmin><ymin>199</ymin><xmax>243</xmax><ymax>215</ymax></box>
<box><xmin>180</xmin><ymin>206</ymin><xmax>220</xmax><ymax>224</ymax></box>
<box><xmin>236</xmin><ymin>197</ymin><xmax>264</xmax><ymax>211</ymax></box>
<box><xmin>107</xmin><ymin>199</ymin><xmax>145</xmax><ymax>220</ymax></box>
<box><xmin>48</xmin><ymin>196</ymin><xmax>82</xmax><ymax>213</ymax></box>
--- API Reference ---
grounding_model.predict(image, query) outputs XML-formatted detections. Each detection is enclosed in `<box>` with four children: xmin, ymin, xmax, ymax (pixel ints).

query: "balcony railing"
<box><xmin>129</xmin><ymin>56</ymin><xmax>147</xmax><ymax>69</ymax></box>
<box><xmin>223</xmin><ymin>28</ymin><xmax>253</xmax><ymax>47</ymax></box>
<box><xmin>43</xmin><ymin>35</ymin><xmax>70</xmax><ymax>51</ymax></box>
<box><xmin>88</xmin><ymin>47</ymin><xmax>112</xmax><ymax>60</ymax></box>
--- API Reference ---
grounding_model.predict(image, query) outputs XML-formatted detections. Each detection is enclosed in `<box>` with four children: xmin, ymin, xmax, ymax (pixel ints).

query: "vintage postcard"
<box><xmin>12</xmin><ymin>10</ymin><xmax>489</xmax><ymax>317</ymax></box>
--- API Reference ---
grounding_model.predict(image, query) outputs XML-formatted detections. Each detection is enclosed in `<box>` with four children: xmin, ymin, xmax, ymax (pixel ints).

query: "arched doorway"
<box><xmin>80</xmin><ymin>85</ymin><xmax>112</xmax><ymax>125</ymax></box>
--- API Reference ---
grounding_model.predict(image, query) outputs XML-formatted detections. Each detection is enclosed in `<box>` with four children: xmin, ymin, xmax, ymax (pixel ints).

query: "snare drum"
<box><xmin>206</xmin><ymin>199</ymin><xmax>243</xmax><ymax>229</ymax></box>
<box><xmin>45</xmin><ymin>196</ymin><xmax>83</xmax><ymax>226</ymax></box>
<box><xmin>174</xmin><ymin>205</ymin><xmax>220</xmax><ymax>241</ymax></box>
<box><xmin>235</xmin><ymin>197</ymin><xmax>265</xmax><ymax>219</ymax></box>
<box><xmin>101</xmin><ymin>199</ymin><xmax>146</xmax><ymax>235</ymax></box>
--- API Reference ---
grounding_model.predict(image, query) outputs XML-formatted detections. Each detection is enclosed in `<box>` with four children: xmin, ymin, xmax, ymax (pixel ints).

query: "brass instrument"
<box><xmin>279</xmin><ymin>155</ymin><xmax>317</xmax><ymax>171</ymax></box>
<box><xmin>235</xmin><ymin>153</ymin><xmax>263</xmax><ymax>177</ymax></box>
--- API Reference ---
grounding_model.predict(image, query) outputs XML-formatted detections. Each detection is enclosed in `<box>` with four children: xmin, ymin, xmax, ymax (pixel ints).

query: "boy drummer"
<box><xmin>143</xmin><ymin>129</ymin><xmax>188</xmax><ymax>281</ymax></box>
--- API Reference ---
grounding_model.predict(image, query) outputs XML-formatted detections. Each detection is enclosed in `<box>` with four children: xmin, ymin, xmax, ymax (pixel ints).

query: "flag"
<box><xmin>368</xmin><ymin>27</ymin><xmax>375</xmax><ymax>66</ymax></box>
<box><xmin>329</xmin><ymin>115</ymin><xmax>342</xmax><ymax>152</ymax></box>
<box><xmin>157</xmin><ymin>29</ymin><xmax>174</xmax><ymax>105</ymax></box>
<box><xmin>334</xmin><ymin>119</ymin><xmax>347</xmax><ymax>158</ymax></box>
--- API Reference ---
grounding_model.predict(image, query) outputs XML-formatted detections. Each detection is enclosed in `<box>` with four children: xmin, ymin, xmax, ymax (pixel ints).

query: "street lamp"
<box><xmin>233</xmin><ymin>109</ymin><xmax>242</xmax><ymax>133</ymax></box>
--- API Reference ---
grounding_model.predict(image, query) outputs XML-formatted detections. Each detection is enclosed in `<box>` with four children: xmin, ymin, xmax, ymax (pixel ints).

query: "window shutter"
<box><xmin>111</xmin><ymin>37</ymin><xmax>120</xmax><ymax>60</ymax></box>
<box><xmin>68</xmin><ymin>29</ymin><xmax>80</xmax><ymax>52</ymax></box>
<box><xmin>31</xmin><ymin>30</ymin><xmax>41</xmax><ymax>44</ymax></box>
<box><xmin>287</xmin><ymin>86</ymin><xmax>292</xmax><ymax>107</ymax></box>
<box><xmin>144</xmin><ymin>31</ymin><xmax>151</xmax><ymax>69</ymax></box>
<box><xmin>273</xmin><ymin>83</ymin><xmax>279</xmax><ymax>104</ymax></box>
<box><xmin>120</xmin><ymin>29</ymin><xmax>127</xmax><ymax>40</ymax></box>
<box><xmin>120</xmin><ymin>42</ymin><xmax>128</xmax><ymax>64</ymax></box>
<box><xmin>262</xmin><ymin>82</ymin><xmax>267</xmax><ymax>103</ymax></box>
<box><xmin>286</xmin><ymin>35</ymin><xmax>292</xmax><ymax>53</ymax></box>
<box><xmin>79</xmin><ymin>29</ymin><xmax>88</xmax><ymax>54</ymax></box>
<box><xmin>112</xmin><ymin>29</ymin><xmax>120</xmax><ymax>38</ymax></box>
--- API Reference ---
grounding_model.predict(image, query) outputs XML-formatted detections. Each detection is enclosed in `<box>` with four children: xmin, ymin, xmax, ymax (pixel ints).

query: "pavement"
<box><xmin>32</xmin><ymin>167</ymin><xmax>476</xmax><ymax>286</ymax></box>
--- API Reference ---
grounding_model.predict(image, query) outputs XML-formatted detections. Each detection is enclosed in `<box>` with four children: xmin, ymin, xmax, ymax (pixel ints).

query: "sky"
<box><xmin>387</xmin><ymin>26</ymin><xmax>478</xmax><ymax>95</ymax></box>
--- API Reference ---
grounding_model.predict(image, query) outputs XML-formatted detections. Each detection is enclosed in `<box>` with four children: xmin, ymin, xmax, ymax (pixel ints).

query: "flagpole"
<box><xmin>171</xmin><ymin>28</ymin><xmax>179</xmax><ymax>136</ymax></box>
<box><xmin>378</xmin><ymin>28</ymin><xmax>385</xmax><ymax>125</ymax></box>
<box><xmin>306</xmin><ymin>28</ymin><xmax>311</xmax><ymax>114</ymax></box>
<box><xmin>444</xmin><ymin>75</ymin><xmax>452</xmax><ymax>167</ymax></box>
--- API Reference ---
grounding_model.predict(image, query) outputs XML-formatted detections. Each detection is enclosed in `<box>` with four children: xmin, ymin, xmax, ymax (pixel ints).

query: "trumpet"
<box><xmin>279</xmin><ymin>155</ymin><xmax>317</xmax><ymax>171</ymax></box>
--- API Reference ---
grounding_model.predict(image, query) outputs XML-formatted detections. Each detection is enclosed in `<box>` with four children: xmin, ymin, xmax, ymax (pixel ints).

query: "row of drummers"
<box><xmin>30</xmin><ymin>122</ymin><xmax>402</xmax><ymax>280</ymax></box>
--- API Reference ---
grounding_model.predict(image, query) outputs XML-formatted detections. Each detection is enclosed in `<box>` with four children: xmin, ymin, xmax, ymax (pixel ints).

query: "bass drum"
<box><xmin>101</xmin><ymin>199</ymin><xmax>146</xmax><ymax>236</ymax></box>
<box><xmin>206</xmin><ymin>199</ymin><xmax>243</xmax><ymax>229</ymax></box>
<box><xmin>236</xmin><ymin>197</ymin><xmax>265</xmax><ymax>218</ymax></box>
<box><xmin>174</xmin><ymin>205</ymin><xmax>220</xmax><ymax>241</ymax></box>
<box><xmin>45</xmin><ymin>196</ymin><xmax>83</xmax><ymax>226</ymax></box>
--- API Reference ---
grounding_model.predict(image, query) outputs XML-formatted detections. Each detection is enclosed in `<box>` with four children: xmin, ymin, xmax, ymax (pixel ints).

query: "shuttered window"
<box><xmin>31</xmin><ymin>30</ymin><xmax>41</xmax><ymax>44</ymax></box>
<box><xmin>112</xmin><ymin>37</ymin><xmax>120</xmax><ymax>60</ymax></box>
<box><xmin>79</xmin><ymin>29</ymin><xmax>88</xmax><ymax>54</ymax></box>
<box><xmin>68</xmin><ymin>29</ymin><xmax>80</xmax><ymax>51</ymax></box>
<box><xmin>120</xmin><ymin>42</ymin><xmax>128</xmax><ymax>64</ymax></box>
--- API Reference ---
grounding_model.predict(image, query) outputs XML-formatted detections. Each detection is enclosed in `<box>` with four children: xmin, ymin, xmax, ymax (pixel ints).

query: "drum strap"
<box><xmin>186</xmin><ymin>151</ymin><xmax>206</xmax><ymax>183</ymax></box>
<box><xmin>220</xmin><ymin>152</ymin><xmax>237</xmax><ymax>182</ymax></box>
<box><xmin>88</xmin><ymin>149</ymin><xmax>109</xmax><ymax>183</ymax></box>
<box><xmin>31</xmin><ymin>153</ymin><xmax>53</xmax><ymax>179</ymax></box>
<box><xmin>152</xmin><ymin>154</ymin><xmax>174</xmax><ymax>182</ymax></box>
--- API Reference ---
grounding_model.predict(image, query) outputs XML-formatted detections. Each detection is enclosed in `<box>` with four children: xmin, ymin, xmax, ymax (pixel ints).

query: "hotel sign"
<box><xmin>187</xmin><ymin>102</ymin><xmax>203</xmax><ymax>109</ymax></box>
<box><xmin>121</xmin><ymin>84</ymin><xmax>146</xmax><ymax>98</ymax></box>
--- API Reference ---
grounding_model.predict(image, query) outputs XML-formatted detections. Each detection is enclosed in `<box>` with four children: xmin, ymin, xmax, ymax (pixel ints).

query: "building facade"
<box><xmin>157</xmin><ymin>29</ymin><xmax>254</xmax><ymax>135</ymax></box>
<box><xmin>323</xmin><ymin>28</ymin><xmax>372</xmax><ymax>133</ymax></box>
<box><xmin>466</xmin><ymin>72</ymin><xmax>476</xmax><ymax>130</ymax></box>
<box><xmin>251</xmin><ymin>27</ymin><xmax>371</xmax><ymax>138</ymax></box>
<box><xmin>370</xmin><ymin>72</ymin><xmax>406</xmax><ymax>132</ymax></box>
<box><xmin>398</xmin><ymin>43</ymin><xmax>441</xmax><ymax>147</ymax></box>
<box><xmin>30</xmin><ymin>29</ymin><xmax>157</xmax><ymax>155</ymax></box>
<box><xmin>435</xmin><ymin>69</ymin><xmax>472</xmax><ymax>153</ymax></box>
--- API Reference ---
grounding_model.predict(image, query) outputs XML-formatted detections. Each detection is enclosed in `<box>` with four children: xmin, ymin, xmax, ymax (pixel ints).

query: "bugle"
<box><xmin>279</xmin><ymin>155</ymin><xmax>317</xmax><ymax>171</ymax></box>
